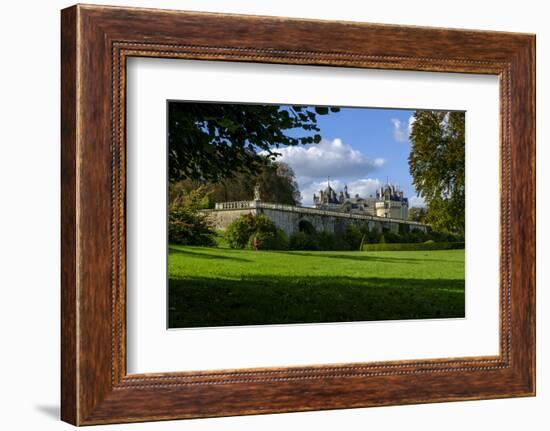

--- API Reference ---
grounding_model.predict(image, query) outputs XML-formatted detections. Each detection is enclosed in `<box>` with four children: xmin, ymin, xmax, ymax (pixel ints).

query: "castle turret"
<box><xmin>312</xmin><ymin>180</ymin><xmax>409</xmax><ymax>220</ymax></box>
<box><xmin>344</xmin><ymin>185</ymin><xmax>350</xmax><ymax>199</ymax></box>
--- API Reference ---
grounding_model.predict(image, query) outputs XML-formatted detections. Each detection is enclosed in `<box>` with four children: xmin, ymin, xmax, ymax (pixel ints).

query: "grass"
<box><xmin>168</xmin><ymin>245</ymin><xmax>465</xmax><ymax>328</ymax></box>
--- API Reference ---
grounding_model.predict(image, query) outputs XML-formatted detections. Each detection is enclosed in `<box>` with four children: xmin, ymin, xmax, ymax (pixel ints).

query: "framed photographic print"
<box><xmin>61</xmin><ymin>4</ymin><xmax>535</xmax><ymax>425</ymax></box>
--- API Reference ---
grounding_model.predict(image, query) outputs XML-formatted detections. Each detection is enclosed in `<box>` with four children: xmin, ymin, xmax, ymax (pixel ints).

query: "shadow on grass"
<box><xmin>168</xmin><ymin>275</ymin><xmax>465</xmax><ymax>328</ymax></box>
<box><xmin>168</xmin><ymin>247</ymin><xmax>252</xmax><ymax>262</ymax></box>
<box><xmin>274</xmin><ymin>251</ymin><xmax>462</xmax><ymax>265</ymax></box>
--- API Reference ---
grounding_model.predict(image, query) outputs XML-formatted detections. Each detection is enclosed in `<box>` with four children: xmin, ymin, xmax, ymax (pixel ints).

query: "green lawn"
<box><xmin>168</xmin><ymin>246</ymin><xmax>465</xmax><ymax>328</ymax></box>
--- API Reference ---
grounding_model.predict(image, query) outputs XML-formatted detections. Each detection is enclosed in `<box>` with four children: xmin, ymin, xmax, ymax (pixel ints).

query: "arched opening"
<box><xmin>298</xmin><ymin>219</ymin><xmax>316</xmax><ymax>235</ymax></box>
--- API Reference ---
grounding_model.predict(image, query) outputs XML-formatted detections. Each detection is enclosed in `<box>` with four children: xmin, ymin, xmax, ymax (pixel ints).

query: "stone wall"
<box><xmin>205</xmin><ymin>201</ymin><xmax>428</xmax><ymax>237</ymax></box>
<box><xmin>206</xmin><ymin>207</ymin><xmax>259</xmax><ymax>231</ymax></box>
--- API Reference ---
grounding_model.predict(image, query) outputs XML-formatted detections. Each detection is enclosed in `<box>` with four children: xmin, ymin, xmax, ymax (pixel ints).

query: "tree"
<box><xmin>169</xmin><ymin>161</ymin><xmax>302</xmax><ymax>207</ymax></box>
<box><xmin>256</xmin><ymin>162</ymin><xmax>301</xmax><ymax>205</ymax></box>
<box><xmin>408</xmin><ymin>111</ymin><xmax>465</xmax><ymax>233</ymax></box>
<box><xmin>168</xmin><ymin>186</ymin><xmax>216</xmax><ymax>246</ymax></box>
<box><xmin>168</xmin><ymin>103</ymin><xmax>339</xmax><ymax>183</ymax></box>
<box><xmin>408</xmin><ymin>206</ymin><xmax>427</xmax><ymax>223</ymax></box>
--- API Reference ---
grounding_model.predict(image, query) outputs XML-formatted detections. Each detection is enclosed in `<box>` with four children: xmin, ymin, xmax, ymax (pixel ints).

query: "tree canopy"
<box><xmin>169</xmin><ymin>161</ymin><xmax>301</xmax><ymax>208</ymax></box>
<box><xmin>168</xmin><ymin>102</ymin><xmax>339</xmax><ymax>183</ymax></box>
<box><xmin>408</xmin><ymin>111</ymin><xmax>465</xmax><ymax>233</ymax></box>
<box><xmin>408</xmin><ymin>206</ymin><xmax>427</xmax><ymax>223</ymax></box>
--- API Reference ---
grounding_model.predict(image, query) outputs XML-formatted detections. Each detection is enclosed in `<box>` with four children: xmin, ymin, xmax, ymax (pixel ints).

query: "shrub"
<box><xmin>361</xmin><ymin>226</ymin><xmax>381</xmax><ymax>244</ymax></box>
<box><xmin>289</xmin><ymin>231</ymin><xmax>319</xmax><ymax>250</ymax></box>
<box><xmin>212</xmin><ymin>231</ymin><xmax>230</xmax><ymax>248</ymax></box>
<box><xmin>316</xmin><ymin>231</ymin><xmax>336</xmax><ymax>250</ymax></box>
<box><xmin>298</xmin><ymin>219</ymin><xmax>316</xmax><ymax>235</ymax></box>
<box><xmin>271</xmin><ymin>229</ymin><xmax>290</xmax><ymax>250</ymax></box>
<box><xmin>382</xmin><ymin>230</ymin><xmax>402</xmax><ymax>243</ymax></box>
<box><xmin>343</xmin><ymin>224</ymin><xmax>363</xmax><ymax>250</ymax></box>
<box><xmin>423</xmin><ymin>229</ymin><xmax>464</xmax><ymax>243</ymax></box>
<box><xmin>168</xmin><ymin>186</ymin><xmax>217</xmax><ymax>246</ymax></box>
<box><xmin>333</xmin><ymin>235</ymin><xmax>351</xmax><ymax>251</ymax></box>
<box><xmin>225</xmin><ymin>214</ymin><xmax>257</xmax><ymax>249</ymax></box>
<box><xmin>225</xmin><ymin>214</ymin><xmax>285</xmax><ymax>250</ymax></box>
<box><xmin>254</xmin><ymin>214</ymin><xmax>278</xmax><ymax>236</ymax></box>
<box><xmin>409</xmin><ymin>228</ymin><xmax>429</xmax><ymax>243</ymax></box>
<box><xmin>169</xmin><ymin>184</ymin><xmax>213</xmax><ymax>210</ymax></box>
<box><xmin>168</xmin><ymin>207</ymin><xmax>216</xmax><ymax>246</ymax></box>
<box><xmin>248</xmin><ymin>229</ymin><xmax>289</xmax><ymax>250</ymax></box>
<box><xmin>446</xmin><ymin>232</ymin><xmax>464</xmax><ymax>242</ymax></box>
<box><xmin>362</xmin><ymin>242</ymin><xmax>465</xmax><ymax>252</ymax></box>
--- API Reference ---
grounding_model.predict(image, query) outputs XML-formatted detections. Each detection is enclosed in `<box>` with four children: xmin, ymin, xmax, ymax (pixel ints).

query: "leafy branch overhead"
<box><xmin>168</xmin><ymin>103</ymin><xmax>340</xmax><ymax>183</ymax></box>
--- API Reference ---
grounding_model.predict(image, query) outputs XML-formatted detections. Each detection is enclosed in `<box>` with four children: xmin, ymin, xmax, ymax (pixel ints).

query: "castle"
<box><xmin>313</xmin><ymin>182</ymin><xmax>409</xmax><ymax>220</ymax></box>
<box><xmin>206</xmin><ymin>180</ymin><xmax>423</xmax><ymax>237</ymax></box>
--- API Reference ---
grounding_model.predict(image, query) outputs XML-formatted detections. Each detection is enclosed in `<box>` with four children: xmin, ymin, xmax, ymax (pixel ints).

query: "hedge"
<box><xmin>361</xmin><ymin>242</ymin><xmax>465</xmax><ymax>252</ymax></box>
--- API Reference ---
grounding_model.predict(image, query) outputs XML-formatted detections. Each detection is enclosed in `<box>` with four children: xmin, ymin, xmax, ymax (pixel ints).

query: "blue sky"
<box><xmin>273</xmin><ymin>106</ymin><xmax>424</xmax><ymax>207</ymax></box>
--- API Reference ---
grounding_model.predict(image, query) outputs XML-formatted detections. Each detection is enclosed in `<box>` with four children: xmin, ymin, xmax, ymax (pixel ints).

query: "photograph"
<box><xmin>167</xmin><ymin>101</ymin><xmax>466</xmax><ymax>328</ymax></box>
<box><xmin>0</xmin><ymin>0</ymin><xmax>540</xmax><ymax>427</ymax></box>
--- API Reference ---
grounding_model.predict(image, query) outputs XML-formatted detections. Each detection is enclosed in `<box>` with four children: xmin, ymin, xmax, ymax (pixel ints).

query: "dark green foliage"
<box><xmin>381</xmin><ymin>229</ymin><xmax>402</xmax><ymax>243</ymax></box>
<box><xmin>211</xmin><ymin>161</ymin><xmax>301</xmax><ymax>206</ymax></box>
<box><xmin>409</xmin><ymin>228</ymin><xmax>429</xmax><ymax>243</ymax></box>
<box><xmin>362</xmin><ymin>242</ymin><xmax>465</xmax><ymax>252</ymax></box>
<box><xmin>169</xmin><ymin>182</ymin><xmax>211</xmax><ymax>210</ymax></box>
<box><xmin>211</xmin><ymin>231</ymin><xmax>230</xmax><ymax>248</ymax></box>
<box><xmin>342</xmin><ymin>224</ymin><xmax>363</xmax><ymax>250</ymax></box>
<box><xmin>334</xmin><ymin>237</ymin><xmax>351</xmax><ymax>250</ymax></box>
<box><xmin>169</xmin><ymin>160</ymin><xmax>301</xmax><ymax>207</ymax></box>
<box><xmin>168</xmin><ymin>208</ymin><xmax>216</xmax><ymax>246</ymax></box>
<box><xmin>292</xmin><ymin>220</ymin><xmax>321</xmax><ymax>250</ymax></box>
<box><xmin>366</xmin><ymin>226</ymin><xmax>462</xmax><ymax>245</ymax></box>
<box><xmin>359</xmin><ymin>225</ymin><xmax>382</xmax><ymax>244</ymax></box>
<box><xmin>225</xmin><ymin>215</ymin><xmax>463</xmax><ymax>251</ymax></box>
<box><xmin>289</xmin><ymin>231</ymin><xmax>320</xmax><ymax>250</ymax></box>
<box><xmin>427</xmin><ymin>229</ymin><xmax>463</xmax><ymax>243</ymax></box>
<box><xmin>168</xmin><ymin>187</ymin><xmax>216</xmax><ymax>246</ymax></box>
<box><xmin>272</xmin><ymin>229</ymin><xmax>291</xmax><ymax>250</ymax></box>
<box><xmin>254</xmin><ymin>162</ymin><xmax>301</xmax><ymax>205</ymax></box>
<box><xmin>225</xmin><ymin>214</ymin><xmax>257</xmax><ymax>249</ymax></box>
<box><xmin>289</xmin><ymin>228</ymin><xmax>363</xmax><ymax>251</ymax></box>
<box><xmin>298</xmin><ymin>219</ymin><xmax>316</xmax><ymax>235</ymax></box>
<box><xmin>248</xmin><ymin>229</ymin><xmax>289</xmax><ymax>251</ymax></box>
<box><xmin>316</xmin><ymin>231</ymin><xmax>337</xmax><ymax>250</ymax></box>
<box><xmin>225</xmin><ymin>214</ymin><xmax>287</xmax><ymax>250</ymax></box>
<box><xmin>409</xmin><ymin>111</ymin><xmax>465</xmax><ymax>233</ymax></box>
<box><xmin>168</xmin><ymin>102</ymin><xmax>340</xmax><ymax>183</ymax></box>
<box><xmin>252</xmin><ymin>214</ymin><xmax>278</xmax><ymax>236</ymax></box>
<box><xmin>408</xmin><ymin>206</ymin><xmax>428</xmax><ymax>222</ymax></box>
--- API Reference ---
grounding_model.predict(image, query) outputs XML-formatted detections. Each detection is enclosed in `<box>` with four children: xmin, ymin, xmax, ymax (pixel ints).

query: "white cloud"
<box><xmin>391</xmin><ymin>115</ymin><xmax>415</xmax><ymax>143</ymax></box>
<box><xmin>409</xmin><ymin>195</ymin><xmax>426</xmax><ymax>208</ymax></box>
<box><xmin>391</xmin><ymin>118</ymin><xmax>406</xmax><ymax>142</ymax></box>
<box><xmin>408</xmin><ymin>115</ymin><xmax>415</xmax><ymax>136</ymax></box>
<box><xmin>273</xmin><ymin>138</ymin><xmax>384</xmax><ymax>179</ymax></box>
<box><xmin>346</xmin><ymin>178</ymin><xmax>383</xmax><ymax>199</ymax></box>
<box><xmin>266</xmin><ymin>137</ymin><xmax>398</xmax><ymax>207</ymax></box>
